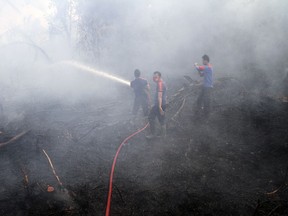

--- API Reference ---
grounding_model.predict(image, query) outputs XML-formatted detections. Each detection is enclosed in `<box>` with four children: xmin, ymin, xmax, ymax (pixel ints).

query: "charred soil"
<box><xmin>0</xmin><ymin>77</ymin><xmax>288</xmax><ymax>216</ymax></box>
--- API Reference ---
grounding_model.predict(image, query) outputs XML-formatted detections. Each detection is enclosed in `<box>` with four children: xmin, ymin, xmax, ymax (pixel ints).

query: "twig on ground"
<box><xmin>170</xmin><ymin>119</ymin><xmax>185</xmax><ymax>131</ymax></box>
<box><xmin>21</xmin><ymin>167</ymin><xmax>29</xmax><ymax>187</ymax></box>
<box><xmin>78</xmin><ymin>124</ymin><xmax>100</xmax><ymax>141</ymax></box>
<box><xmin>252</xmin><ymin>200</ymin><xmax>261</xmax><ymax>216</ymax></box>
<box><xmin>266</xmin><ymin>167</ymin><xmax>288</xmax><ymax>195</ymax></box>
<box><xmin>267</xmin><ymin>204</ymin><xmax>281</xmax><ymax>216</ymax></box>
<box><xmin>0</xmin><ymin>130</ymin><xmax>30</xmax><ymax>148</ymax></box>
<box><xmin>42</xmin><ymin>149</ymin><xmax>63</xmax><ymax>187</ymax></box>
<box><xmin>114</xmin><ymin>184</ymin><xmax>125</xmax><ymax>204</ymax></box>
<box><xmin>171</xmin><ymin>98</ymin><xmax>186</xmax><ymax>121</ymax></box>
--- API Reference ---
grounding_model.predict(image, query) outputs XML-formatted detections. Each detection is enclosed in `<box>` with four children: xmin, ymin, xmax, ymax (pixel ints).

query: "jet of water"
<box><xmin>62</xmin><ymin>61</ymin><xmax>130</xmax><ymax>86</ymax></box>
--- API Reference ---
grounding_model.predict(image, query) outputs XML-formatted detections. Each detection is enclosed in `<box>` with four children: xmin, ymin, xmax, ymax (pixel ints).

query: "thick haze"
<box><xmin>0</xmin><ymin>0</ymin><xmax>287</xmax><ymax>113</ymax></box>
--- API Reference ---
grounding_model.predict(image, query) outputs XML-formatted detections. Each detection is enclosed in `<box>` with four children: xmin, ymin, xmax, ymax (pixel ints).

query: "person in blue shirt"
<box><xmin>130</xmin><ymin>69</ymin><xmax>150</xmax><ymax>116</ymax></box>
<box><xmin>194</xmin><ymin>54</ymin><xmax>213</xmax><ymax>116</ymax></box>
<box><xmin>146</xmin><ymin>71</ymin><xmax>167</xmax><ymax>138</ymax></box>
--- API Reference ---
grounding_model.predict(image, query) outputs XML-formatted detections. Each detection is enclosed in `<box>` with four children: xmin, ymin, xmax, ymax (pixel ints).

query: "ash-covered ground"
<box><xmin>0</xmin><ymin>76</ymin><xmax>288</xmax><ymax>216</ymax></box>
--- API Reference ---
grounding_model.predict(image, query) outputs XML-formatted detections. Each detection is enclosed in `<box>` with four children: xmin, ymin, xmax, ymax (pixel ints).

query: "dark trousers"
<box><xmin>197</xmin><ymin>87</ymin><xmax>212</xmax><ymax>115</ymax></box>
<box><xmin>133</xmin><ymin>95</ymin><xmax>149</xmax><ymax>116</ymax></box>
<box><xmin>148</xmin><ymin>105</ymin><xmax>166</xmax><ymax>134</ymax></box>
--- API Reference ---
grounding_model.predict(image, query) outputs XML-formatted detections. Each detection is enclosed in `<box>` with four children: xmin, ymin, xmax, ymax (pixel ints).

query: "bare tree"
<box><xmin>48</xmin><ymin>0</ymin><xmax>77</xmax><ymax>46</ymax></box>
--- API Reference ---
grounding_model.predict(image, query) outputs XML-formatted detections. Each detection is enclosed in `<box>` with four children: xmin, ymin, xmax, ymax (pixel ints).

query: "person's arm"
<box><xmin>157</xmin><ymin>82</ymin><xmax>164</xmax><ymax>115</ymax></box>
<box><xmin>158</xmin><ymin>92</ymin><xmax>164</xmax><ymax>115</ymax></box>
<box><xmin>194</xmin><ymin>63</ymin><xmax>205</xmax><ymax>77</ymax></box>
<box><xmin>144</xmin><ymin>82</ymin><xmax>151</xmax><ymax>104</ymax></box>
<box><xmin>144</xmin><ymin>81</ymin><xmax>150</xmax><ymax>96</ymax></box>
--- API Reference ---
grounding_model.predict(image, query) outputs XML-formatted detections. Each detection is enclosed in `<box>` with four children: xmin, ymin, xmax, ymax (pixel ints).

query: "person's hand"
<box><xmin>194</xmin><ymin>63</ymin><xmax>198</xmax><ymax>67</ymax></box>
<box><xmin>159</xmin><ymin>107</ymin><xmax>165</xmax><ymax>116</ymax></box>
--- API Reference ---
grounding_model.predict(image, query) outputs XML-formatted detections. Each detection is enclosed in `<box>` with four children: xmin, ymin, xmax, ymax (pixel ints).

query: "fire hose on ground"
<box><xmin>105</xmin><ymin>123</ymin><xmax>149</xmax><ymax>216</ymax></box>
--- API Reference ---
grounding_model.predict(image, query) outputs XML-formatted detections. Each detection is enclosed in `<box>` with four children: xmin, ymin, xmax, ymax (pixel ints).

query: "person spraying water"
<box><xmin>130</xmin><ymin>69</ymin><xmax>150</xmax><ymax>117</ymax></box>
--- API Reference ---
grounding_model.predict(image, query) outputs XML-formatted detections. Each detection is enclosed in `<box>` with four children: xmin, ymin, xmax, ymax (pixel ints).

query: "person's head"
<box><xmin>153</xmin><ymin>71</ymin><xmax>162</xmax><ymax>82</ymax></box>
<box><xmin>134</xmin><ymin>69</ymin><xmax>141</xmax><ymax>78</ymax></box>
<box><xmin>202</xmin><ymin>54</ymin><xmax>210</xmax><ymax>65</ymax></box>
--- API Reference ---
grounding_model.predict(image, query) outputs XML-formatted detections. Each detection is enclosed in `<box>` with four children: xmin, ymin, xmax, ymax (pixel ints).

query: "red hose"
<box><xmin>105</xmin><ymin>123</ymin><xmax>149</xmax><ymax>216</ymax></box>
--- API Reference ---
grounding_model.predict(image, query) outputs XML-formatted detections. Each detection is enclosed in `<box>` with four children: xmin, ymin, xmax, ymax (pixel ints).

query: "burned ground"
<box><xmin>0</xmin><ymin>77</ymin><xmax>288</xmax><ymax>216</ymax></box>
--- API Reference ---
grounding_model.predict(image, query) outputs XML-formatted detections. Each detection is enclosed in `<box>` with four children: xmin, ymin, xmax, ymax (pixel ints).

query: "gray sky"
<box><xmin>0</xmin><ymin>0</ymin><xmax>287</xmax><ymax>105</ymax></box>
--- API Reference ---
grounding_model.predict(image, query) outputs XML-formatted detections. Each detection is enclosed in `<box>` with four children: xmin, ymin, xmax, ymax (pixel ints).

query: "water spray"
<box><xmin>62</xmin><ymin>61</ymin><xmax>130</xmax><ymax>86</ymax></box>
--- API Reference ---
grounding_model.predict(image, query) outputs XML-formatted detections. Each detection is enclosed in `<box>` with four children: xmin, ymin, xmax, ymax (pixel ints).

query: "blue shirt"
<box><xmin>197</xmin><ymin>64</ymin><xmax>213</xmax><ymax>88</ymax></box>
<box><xmin>130</xmin><ymin>77</ymin><xmax>149</xmax><ymax>97</ymax></box>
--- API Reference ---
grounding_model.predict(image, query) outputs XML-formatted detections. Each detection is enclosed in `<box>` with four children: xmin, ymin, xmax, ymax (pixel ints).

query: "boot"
<box><xmin>146</xmin><ymin>120</ymin><xmax>155</xmax><ymax>139</ymax></box>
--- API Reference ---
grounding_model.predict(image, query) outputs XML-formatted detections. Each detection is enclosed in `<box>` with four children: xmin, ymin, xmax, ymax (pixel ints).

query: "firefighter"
<box><xmin>130</xmin><ymin>69</ymin><xmax>150</xmax><ymax>116</ymax></box>
<box><xmin>146</xmin><ymin>71</ymin><xmax>167</xmax><ymax>138</ymax></box>
<box><xmin>194</xmin><ymin>54</ymin><xmax>213</xmax><ymax>117</ymax></box>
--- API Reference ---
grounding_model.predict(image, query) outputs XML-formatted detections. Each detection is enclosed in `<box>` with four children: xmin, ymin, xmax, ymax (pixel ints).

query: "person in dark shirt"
<box><xmin>130</xmin><ymin>69</ymin><xmax>150</xmax><ymax>116</ymax></box>
<box><xmin>146</xmin><ymin>71</ymin><xmax>167</xmax><ymax>138</ymax></box>
<box><xmin>194</xmin><ymin>54</ymin><xmax>213</xmax><ymax>116</ymax></box>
